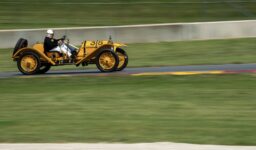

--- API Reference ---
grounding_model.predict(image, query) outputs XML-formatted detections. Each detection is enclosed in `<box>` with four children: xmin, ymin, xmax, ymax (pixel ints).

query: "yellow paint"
<box><xmin>99</xmin><ymin>51</ymin><xmax>116</xmax><ymax>70</ymax></box>
<box><xmin>13</xmin><ymin>47</ymin><xmax>56</xmax><ymax>65</ymax></box>
<box><xmin>116</xmin><ymin>51</ymin><xmax>125</xmax><ymax>69</ymax></box>
<box><xmin>12</xmin><ymin>40</ymin><xmax>126</xmax><ymax>67</ymax></box>
<box><xmin>132</xmin><ymin>71</ymin><xmax>225</xmax><ymax>76</ymax></box>
<box><xmin>32</xmin><ymin>43</ymin><xmax>44</xmax><ymax>53</ymax></box>
<box><xmin>20</xmin><ymin>55</ymin><xmax>38</xmax><ymax>72</ymax></box>
<box><xmin>15</xmin><ymin>70</ymin><xmax>227</xmax><ymax>79</ymax></box>
<box><xmin>75</xmin><ymin>42</ymin><xmax>126</xmax><ymax>65</ymax></box>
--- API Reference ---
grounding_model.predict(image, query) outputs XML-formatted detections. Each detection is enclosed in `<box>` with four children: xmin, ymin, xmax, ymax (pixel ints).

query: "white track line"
<box><xmin>0</xmin><ymin>143</ymin><xmax>256</xmax><ymax>150</ymax></box>
<box><xmin>0</xmin><ymin>1</ymin><xmax>255</xmax><ymax>5</ymax></box>
<box><xmin>0</xmin><ymin>20</ymin><xmax>255</xmax><ymax>32</ymax></box>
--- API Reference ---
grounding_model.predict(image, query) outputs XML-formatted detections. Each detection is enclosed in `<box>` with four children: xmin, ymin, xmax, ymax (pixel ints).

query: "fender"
<box><xmin>12</xmin><ymin>47</ymin><xmax>56</xmax><ymax>65</ymax></box>
<box><xmin>76</xmin><ymin>44</ymin><xmax>115</xmax><ymax>65</ymax></box>
<box><xmin>113</xmin><ymin>43</ymin><xmax>127</xmax><ymax>54</ymax></box>
<box><xmin>113</xmin><ymin>43</ymin><xmax>127</xmax><ymax>47</ymax></box>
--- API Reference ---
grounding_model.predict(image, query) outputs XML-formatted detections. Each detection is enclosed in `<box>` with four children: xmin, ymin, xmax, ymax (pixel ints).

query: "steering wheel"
<box><xmin>62</xmin><ymin>35</ymin><xmax>66</xmax><ymax>40</ymax></box>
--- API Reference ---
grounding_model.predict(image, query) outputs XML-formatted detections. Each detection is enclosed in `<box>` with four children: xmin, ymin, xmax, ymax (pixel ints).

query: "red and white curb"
<box><xmin>14</xmin><ymin>69</ymin><xmax>256</xmax><ymax>78</ymax></box>
<box><xmin>132</xmin><ymin>70</ymin><xmax>256</xmax><ymax>76</ymax></box>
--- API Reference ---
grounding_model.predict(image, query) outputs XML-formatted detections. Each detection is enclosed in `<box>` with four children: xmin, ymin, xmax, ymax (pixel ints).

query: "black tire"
<box><xmin>96</xmin><ymin>49</ymin><xmax>119</xmax><ymax>72</ymax></box>
<box><xmin>116</xmin><ymin>48</ymin><xmax>128</xmax><ymax>71</ymax></box>
<box><xmin>17</xmin><ymin>51</ymin><xmax>41</xmax><ymax>75</ymax></box>
<box><xmin>13</xmin><ymin>38</ymin><xmax>28</xmax><ymax>55</ymax></box>
<box><xmin>37</xmin><ymin>64</ymin><xmax>51</xmax><ymax>74</ymax></box>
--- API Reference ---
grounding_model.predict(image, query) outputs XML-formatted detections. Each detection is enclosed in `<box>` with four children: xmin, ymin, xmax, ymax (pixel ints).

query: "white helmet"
<box><xmin>47</xmin><ymin>29</ymin><xmax>54</xmax><ymax>34</ymax></box>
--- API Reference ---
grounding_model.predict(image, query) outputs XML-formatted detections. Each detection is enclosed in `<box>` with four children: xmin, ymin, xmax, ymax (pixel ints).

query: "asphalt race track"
<box><xmin>1</xmin><ymin>63</ymin><xmax>256</xmax><ymax>78</ymax></box>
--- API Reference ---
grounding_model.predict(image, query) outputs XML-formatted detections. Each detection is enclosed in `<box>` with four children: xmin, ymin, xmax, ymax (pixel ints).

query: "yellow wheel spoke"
<box><xmin>117</xmin><ymin>52</ymin><xmax>125</xmax><ymax>69</ymax></box>
<box><xmin>20</xmin><ymin>55</ymin><xmax>38</xmax><ymax>72</ymax></box>
<box><xmin>99</xmin><ymin>52</ymin><xmax>116</xmax><ymax>70</ymax></box>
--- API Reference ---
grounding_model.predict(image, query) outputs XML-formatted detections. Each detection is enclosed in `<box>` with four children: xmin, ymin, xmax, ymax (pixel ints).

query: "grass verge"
<box><xmin>0</xmin><ymin>0</ymin><xmax>256</xmax><ymax>29</ymax></box>
<box><xmin>0</xmin><ymin>74</ymin><xmax>255</xmax><ymax>145</ymax></box>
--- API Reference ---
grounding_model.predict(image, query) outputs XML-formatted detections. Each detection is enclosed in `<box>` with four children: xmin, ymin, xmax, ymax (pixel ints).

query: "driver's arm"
<box><xmin>55</xmin><ymin>38</ymin><xmax>64</xmax><ymax>41</ymax></box>
<box><xmin>56</xmin><ymin>35</ymin><xmax>66</xmax><ymax>41</ymax></box>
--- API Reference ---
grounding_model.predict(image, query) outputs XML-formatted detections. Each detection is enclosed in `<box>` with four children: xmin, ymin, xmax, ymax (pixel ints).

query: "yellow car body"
<box><xmin>12</xmin><ymin>37</ymin><xmax>128</xmax><ymax>75</ymax></box>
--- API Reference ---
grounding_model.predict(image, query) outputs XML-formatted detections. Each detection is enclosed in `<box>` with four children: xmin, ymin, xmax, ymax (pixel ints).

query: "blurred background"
<box><xmin>0</xmin><ymin>0</ymin><xmax>256</xmax><ymax>146</ymax></box>
<box><xmin>0</xmin><ymin>0</ymin><xmax>255</xmax><ymax>29</ymax></box>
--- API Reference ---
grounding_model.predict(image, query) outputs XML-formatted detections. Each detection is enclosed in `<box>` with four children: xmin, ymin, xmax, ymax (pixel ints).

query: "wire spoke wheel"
<box><xmin>99</xmin><ymin>52</ymin><xmax>116</xmax><ymax>70</ymax></box>
<box><xmin>96</xmin><ymin>50</ymin><xmax>119</xmax><ymax>72</ymax></box>
<box><xmin>17</xmin><ymin>52</ymin><xmax>41</xmax><ymax>75</ymax></box>
<box><xmin>117</xmin><ymin>52</ymin><xmax>125</xmax><ymax>68</ymax></box>
<box><xmin>21</xmin><ymin>55</ymin><xmax>38</xmax><ymax>72</ymax></box>
<box><xmin>116</xmin><ymin>48</ymin><xmax>128</xmax><ymax>71</ymax></box>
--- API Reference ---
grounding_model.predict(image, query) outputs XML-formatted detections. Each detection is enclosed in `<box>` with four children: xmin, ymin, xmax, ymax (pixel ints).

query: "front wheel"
<box><xmin>96</xmin><ymin>50</ymin><xmax>119</xmax><ymax>72</ymax></box>
<box><xmin>17</xmin><ymin>52</ymin><xmax>41</xmax><ymax>75</ymax></box>
<box><xmin>116</xmin><ymin>48</ymin><xmax>128</xmax><ymax>71</ymax></box>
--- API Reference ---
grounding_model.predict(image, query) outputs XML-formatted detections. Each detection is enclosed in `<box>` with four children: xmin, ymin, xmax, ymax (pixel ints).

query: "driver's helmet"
<box><xmin>47</xmin><ymin>29</ymin><xmax>54</xmax><ymax>35</ymax></box>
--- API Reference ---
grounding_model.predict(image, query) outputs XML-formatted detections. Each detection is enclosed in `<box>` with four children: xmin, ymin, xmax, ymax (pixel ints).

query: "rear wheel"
<box><xmin>17</xmin><ymin>52</ymin><xmax>41</xmax><ymax>75</ymax></box>
<box><xmin>37</xmin><ymin>64</ymin><xmax>51</xmax><ymax>74</ymax></box>
<box><xmin>96</xmin><ymin>50</ymin><xmax>119</xmax><ymax>72</ymax></box>
<box><xmin>116</xmin><ymin>48</ymin><xmax>128</xmax><ymax>71</ymax></box>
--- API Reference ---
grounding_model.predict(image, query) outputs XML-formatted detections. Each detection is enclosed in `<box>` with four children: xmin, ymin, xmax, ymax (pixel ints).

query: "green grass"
<box><xmin>1</xmin><ymin>38</ymin><xmax>256</xmax><ymax>72</ymax></box>
<box><xmin>0</xmin><ymin>74</ymin><xmax>255</xmax><ymax>145</ymax></box>
<box><xmin>129</xmin><ymin>38</ymin><xmax>256</xmax><ymax>67</ymax></box>
<box><xmin>0</xmin><ymin>0</ymin><xmax>255</xmax><ymax>29</ymax></box>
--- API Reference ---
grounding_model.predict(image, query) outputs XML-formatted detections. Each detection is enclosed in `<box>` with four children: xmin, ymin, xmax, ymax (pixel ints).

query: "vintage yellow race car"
<box><xmin>12</xmin><ymin>36</ymin><xmax>128</xmax><ymax>75</ymax></box>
